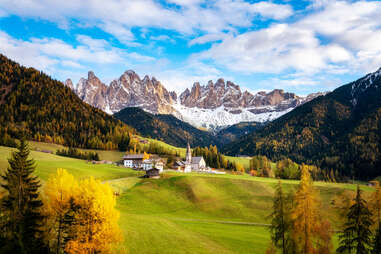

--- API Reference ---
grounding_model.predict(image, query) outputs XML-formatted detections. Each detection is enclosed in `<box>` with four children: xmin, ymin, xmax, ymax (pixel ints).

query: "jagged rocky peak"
<box><xmin>64</xmin><ymin>79</ymin><xmax>74</xmax><ymax>90</ymax></box>
<box><xmin>75</xmin><ymin>71</ymin><xmax>108</xmax><ymax>111</ymax></box>
<box><xmin>73</xmin><ymin>69</ymin><xmax>178</xmax><ymax>115</ymax></box>
<box><xmin>69</xmin><ymin>70</ymin><xmax>324</xmax><ymax>130</ymax></box>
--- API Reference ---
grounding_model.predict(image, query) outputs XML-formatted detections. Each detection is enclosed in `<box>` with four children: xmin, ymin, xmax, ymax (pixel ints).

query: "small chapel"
<box><xmin>175</xmin><ymin>143</ymin><xmax>206</xmax><ymax>172</ymax></box>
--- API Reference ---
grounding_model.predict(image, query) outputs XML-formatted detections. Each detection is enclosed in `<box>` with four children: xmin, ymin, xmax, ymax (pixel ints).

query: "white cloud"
<box><xmin>0</xmin><ymin>0</ymin><xmax>293</xmax><ymax>42</ymax></box>
<box><xmin>188</xmin><ymin>33</ymin><xmax>229</xmax><ymax>46</ymax></box>
<box><xmin>249</xmin><ymin>1</ymin><xmax>293</xmax><ymax>20</ymax></box>
<box><xmin>0</xmin><ymin>30</ymin><xmax>157</xmax><ymax>78</ymax></box>
<box><xmin>194</xmin><ymin>0</ymin><xmax>381</xmax><ymax>77</ymax></box>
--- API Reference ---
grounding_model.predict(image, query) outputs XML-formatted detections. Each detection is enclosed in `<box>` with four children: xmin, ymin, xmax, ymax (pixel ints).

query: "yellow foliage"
<box><xmin>143</xmin><ymin>151</ymin><xmax>150</xmax><ymax>160</ymax></box>
<box><xmin>42</xmin><ymin>168</ymin><xmax>78</xmax><ymax>252</ymax></box>
<box><xmin>371</xmin><ymin>185</ymin><xmax>381</xmax><ymax>224</ymax></box>
<box><xmin>65</xmin><ymin>177</ymin><xmax>123</xmax><ymax>254</ymax></box>
<box><xmin>291</xmin><ymin>165</ymin><xmax>332</xmax><ymax>254</ymax></box>
<box><xmin>43</xmin><ymin>169</ymin><xmax>122</xmax><ymax>254</ymax></box>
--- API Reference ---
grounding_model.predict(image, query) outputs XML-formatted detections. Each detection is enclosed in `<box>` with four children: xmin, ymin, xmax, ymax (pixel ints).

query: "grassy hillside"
<box><xmin>111</xmin><ymin>172</ymin><xmax>372</xmax><ymax>254</ymax></box>
<box><xmin>0</xmin><ymin>145</ymin><xmax>374</xmax><ymax>253</ymax></box>
<box><xmin>0</xmin><ymin>146</ymin><xmax>141</xmax><ymax>181</ymax></box>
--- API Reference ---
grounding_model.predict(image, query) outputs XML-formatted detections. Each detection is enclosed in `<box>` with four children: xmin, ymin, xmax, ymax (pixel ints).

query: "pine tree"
<box><xmin>0</xmin><ymin>139</ymin><xmax>45</xmax><ymax>253</ymax></box>
<box><xmin>269</xmin><ymin>181</ymin><xmax>292</xmax><ymax>254</ymax></box>
<box><xmin>337</xmin><ymin>185</ymin><xmax>373</xmax><ymax>254</ymax></box>
<box><xmin>372</xmin><ymin>223</ymin><xmax>381</xmax><ymax>254</ymax></box>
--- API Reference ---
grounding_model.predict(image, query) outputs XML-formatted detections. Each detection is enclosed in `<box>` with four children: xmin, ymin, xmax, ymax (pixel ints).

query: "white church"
<box><xmin>175</xmin><ymin>143</ymin><xmax>206</xmax><ymax>173</ymax></box>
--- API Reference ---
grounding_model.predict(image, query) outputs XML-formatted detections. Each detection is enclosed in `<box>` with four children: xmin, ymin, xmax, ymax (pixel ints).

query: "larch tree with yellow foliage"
<box><xmin>143</xmin><ymin>151</ymin><xmax>150</xmax><ymax>160</ymax></box>
<box><xmin>65</xmin><ymin>177</ymin><xmax>123</xmax><ymax>254</ymax></box>
<box><xmin>290</xmin><ymin>165</ymin><xmax>333</xmax><ymax>254</ymax></box>
<box><xmin>43</xmin><ymin>169</ymin><xmax>122</xmax><ymax>254</ymax></box>
<box><xmin>43</xmin><ymin>169</ymin><xmax>78</xmax><ymax>253</ymax></box>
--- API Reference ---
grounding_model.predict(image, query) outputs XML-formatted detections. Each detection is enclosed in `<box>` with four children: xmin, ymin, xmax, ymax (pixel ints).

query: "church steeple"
<box><xmin>186</xmin><ymin>142</ymin><xmax>192</xmax><ymax>163</ymax></box>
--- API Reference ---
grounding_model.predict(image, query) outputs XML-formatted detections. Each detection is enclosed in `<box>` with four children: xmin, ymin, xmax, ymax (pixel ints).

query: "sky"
<box><xmin>0</xmin><ymin>0</ymin><xmax>380</xmax><ymax>96</ymax></box>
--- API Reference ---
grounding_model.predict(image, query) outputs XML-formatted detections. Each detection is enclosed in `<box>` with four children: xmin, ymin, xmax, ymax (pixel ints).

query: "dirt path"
<box><xmin>170</xmin><ymin>217</ymin><xmax>270</xmax><ymax>227</ymax></box>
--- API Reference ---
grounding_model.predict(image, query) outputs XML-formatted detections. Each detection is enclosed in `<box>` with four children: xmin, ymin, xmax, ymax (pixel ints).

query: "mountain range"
<box><xmin>66</xmin><ymin>71</ymin><xmax>324</xmax><ymax>130</ymax></box>
<box><xmin>1</xmin><ymin>53</ymin><xmax>381</xmax><ymax>179</ymax></box>
<box><xmin>223</xmin><ymin>67</ymin><xmax>381</xmax><ymax>179</ymax></box>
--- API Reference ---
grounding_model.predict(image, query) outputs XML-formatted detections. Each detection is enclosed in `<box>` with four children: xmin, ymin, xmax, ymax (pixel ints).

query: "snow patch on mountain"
<box><xmin>173</xmin><ymin>103</ymin><xmax>293</xmax><ymax>130</ymax></box>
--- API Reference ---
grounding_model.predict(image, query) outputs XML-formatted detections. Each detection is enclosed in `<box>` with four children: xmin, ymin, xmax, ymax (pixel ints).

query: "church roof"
<box><xmin>191</xmin><ymin>157</ymin><xmax>204</xmax><ymax>164</ymax></box>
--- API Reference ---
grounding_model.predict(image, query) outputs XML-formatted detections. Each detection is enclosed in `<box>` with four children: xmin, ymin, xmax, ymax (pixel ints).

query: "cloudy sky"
<box><xmin>0</xmin><ymin>0</ymin><xmax>380</xmax><ymax>95</ymax></box>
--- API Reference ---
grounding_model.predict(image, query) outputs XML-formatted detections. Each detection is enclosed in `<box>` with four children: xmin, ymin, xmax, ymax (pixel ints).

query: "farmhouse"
<box><xmin>144</xmin><ymin>168</ymin><xmax>160</xmax><ymax>179</ymax></box>
<box><xmin>175</xmin><ymin>143</ymin><xmax>206</xmax><ymax>172</ymax></box>
<box><xmin>123</xmin><ymin>154</ymin><xmax>164</xmax><ymax>172</ymax></box>
<box><xmin>123</xmin><ymin>154</ymin><xmax>145</xmax><ymax>168</ymax></box>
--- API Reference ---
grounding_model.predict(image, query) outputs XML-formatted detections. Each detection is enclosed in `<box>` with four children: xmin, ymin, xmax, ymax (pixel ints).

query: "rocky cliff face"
<box><xmin>69</xmin><ymin>71</ymin><xmax>323</xmax><ymax>130</ymax></box>
<box><xmin>179</xmin><ymin>79</ymin><xmax>311</xmax><ymax>114</ymax></box>
<box><xmin>71</xmin><ymin>70</ymin><xmax>175</xmax><ymax>114</ymax></box>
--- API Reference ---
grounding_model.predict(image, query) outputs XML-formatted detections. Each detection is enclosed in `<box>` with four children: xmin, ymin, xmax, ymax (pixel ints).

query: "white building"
<box><xmin>123</xmin><ymin>154</ymin><xmax>145</xmax><ymax>168</ymax></box>
<box><xmin>175</xmin><ymin>143</ymin><xmax>206</xmax><ymax>172</ymax></box>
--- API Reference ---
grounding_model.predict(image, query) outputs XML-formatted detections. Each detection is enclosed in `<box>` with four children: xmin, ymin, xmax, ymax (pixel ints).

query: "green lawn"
<box><xmin>0</xmin><ymin>146</ymin><xmax>141</xmax><ymax>182</ymax></box>
<box><xmin>0</xmin><ymin>144</ymin><xmax>374</xmax><ymax>253</ymax></box>
<box><xmin>28</xmin><ymin>141</ymin><xmax>126</xmax><ymax>162</ymax></box>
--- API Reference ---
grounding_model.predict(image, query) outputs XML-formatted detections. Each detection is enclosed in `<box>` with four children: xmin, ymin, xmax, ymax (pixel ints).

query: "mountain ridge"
<box><xmin>67</xmin><ymin>71</ymin><xmax>324</xmax><ymax>130</ymax></box>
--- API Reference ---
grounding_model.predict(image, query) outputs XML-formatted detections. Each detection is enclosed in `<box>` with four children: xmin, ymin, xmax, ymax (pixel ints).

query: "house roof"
<box><xmin>191</xmin><ymin>157</ymin><xmax>204</xmax><ymax>164</ymax></box>
<box><xmin>123</xmin><ymin>154</ymin><xmax>145</xmax><ymax>159</ymax></box>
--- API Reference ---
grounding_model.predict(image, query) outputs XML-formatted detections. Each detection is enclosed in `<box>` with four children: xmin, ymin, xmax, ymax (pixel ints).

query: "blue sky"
<box><xmin>0</xmin><ymin>0</ymin><xmax>380</xmax><ymax>95</ymax></box>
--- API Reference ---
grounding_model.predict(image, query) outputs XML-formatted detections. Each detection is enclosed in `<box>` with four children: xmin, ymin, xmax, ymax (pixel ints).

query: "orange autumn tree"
<box><xmin>290</xmin><ymin>165</ymin><xmax>333</xmax><ymax>254</ymax></box>
<box><xmin>43</xmin><ymin>169</ymin><xmax>122</xmax><ymax>254</ymax></box>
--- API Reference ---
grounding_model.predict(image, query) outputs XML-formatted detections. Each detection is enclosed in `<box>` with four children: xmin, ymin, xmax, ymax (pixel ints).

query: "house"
<box><xmin>142</xmin><ymin>159</ymin><xmax>153</xmax><ymax>171</ymax></box>
<box><xmin>175</xmin><ymin>143</ymin><xmax>206</xmax><ymax>172</ymax></box>
<box><xmin>154</xmin><ymin>160</ymin><xmax>164</xmax><ymax>173</ymax></box>
<box><xmin>123</xmin><ymin>153</ymin><xmax>164</xmax><ymax>172</ymax></box>
<box><xmin>123</xmin><ymin>154</ymin><xmax>145</xmax><ymax>168</ymax></box>
<box><xmin>144</xmin><ymin>168</ymin><xmax>160</xmax><ymax>179</ymax></box>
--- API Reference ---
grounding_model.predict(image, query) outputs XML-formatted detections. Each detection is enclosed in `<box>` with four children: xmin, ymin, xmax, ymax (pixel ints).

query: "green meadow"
<box><xmin>0</xmin><ymin>145</ymin><xmax>374</xmax><ymax>253</ymax></box>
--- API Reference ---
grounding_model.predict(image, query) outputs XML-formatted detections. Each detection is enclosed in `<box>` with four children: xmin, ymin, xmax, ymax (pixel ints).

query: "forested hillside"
<box><xmin>0</xmin><ymin>54</ymin><xmax>134</xmax><ymax>149</ymax></box>
<box><xmin>224</xmin><ymin>68</ymin><xmax>381</xmax><ymax>179</ymax></box>
<box><xmin>114</xmin><ymin>107</ymin><xmax>221</xmax><ymax>147</ymax></box>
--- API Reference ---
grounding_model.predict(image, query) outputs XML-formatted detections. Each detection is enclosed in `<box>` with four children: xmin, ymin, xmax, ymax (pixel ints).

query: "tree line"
<box><xmin>250</xmin><ymin>155</ymin><xmax>342</xmax><ymax>182</ymax></box>
<box><xmin>192</xmin><ymin>145</ymin><xmax>245</xmax><ymax>172</ymax></box>
<box><xmin>56</xmin><ymin>148</ymin><xmax>100</xmax><ymax>161</ymax></box>
<box><xmin>268</xmin><ymin>166</ymin><xmax>381</xmax><ymax>254</ymax></box>
<box><xmin>0</xmin><ymin>140</ymin><xmax>121</xmax><ymax>253</ymax></box>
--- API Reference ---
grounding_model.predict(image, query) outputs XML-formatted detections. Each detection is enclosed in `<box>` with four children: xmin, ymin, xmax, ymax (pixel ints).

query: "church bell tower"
<box><xmin>186</xmin><ymin>142</ymin><xmax>192</xmax><ymax>163</ymax></box>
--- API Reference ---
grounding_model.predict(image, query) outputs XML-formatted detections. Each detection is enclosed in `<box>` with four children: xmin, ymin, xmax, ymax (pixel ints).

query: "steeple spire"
<box><xmin>186</xmin><ymin>142</ymin><xmax>192</xmax><ymax>163</ymax></box>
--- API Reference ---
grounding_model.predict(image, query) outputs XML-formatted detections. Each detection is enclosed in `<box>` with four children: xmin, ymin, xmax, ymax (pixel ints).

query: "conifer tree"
<box><xmin>373</xmin><ymin>223</ymin><xmax>381</xmax><ymax>254</ymax></box>
<box><xmin>0</xmin><ymin>139</ymin><xmax>45</xmax><ymax>253</ymax></box>
<box><xmin>269</xmin><ymin>181</ymin><xmax>292</xmax><ymax>254</ymax></box>
<box><xmin>337</xmin><ymin>185</ymin><xmax>373</xmax><ymax>254</ymax></box>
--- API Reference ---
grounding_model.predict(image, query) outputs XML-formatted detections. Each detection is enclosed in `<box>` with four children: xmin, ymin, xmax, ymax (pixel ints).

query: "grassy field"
<box><xmin>0</xmin><ymin>146</ymin><xmax>141</xmax><ymax>181</ymax></box>
<box><xmin>0</xmin><ymin>144</ymin><xmax>375</xmax><ymax>253</ymax></box>
<box><xmin>28</xmin><ymin>141</ymin><xmax>126</xmax><ymax>162</ymax></box>
<box><xmin>109</xmin><ymin>171</ymin><xmax>373</xmax><ymax>254</ymax></box>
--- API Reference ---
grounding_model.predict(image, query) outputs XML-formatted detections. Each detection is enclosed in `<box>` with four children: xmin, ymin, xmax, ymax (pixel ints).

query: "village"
<box><xmin>122</xmin><ymin>143</ymin><xmax>226</xmax><ymax>178</ymax></box>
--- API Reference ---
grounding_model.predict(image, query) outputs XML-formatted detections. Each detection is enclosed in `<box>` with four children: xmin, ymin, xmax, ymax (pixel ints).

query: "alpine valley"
<box><xmin>66</xmin><ymin>71</ymin><xmax>324</xmax><ymax>131</ymax></box>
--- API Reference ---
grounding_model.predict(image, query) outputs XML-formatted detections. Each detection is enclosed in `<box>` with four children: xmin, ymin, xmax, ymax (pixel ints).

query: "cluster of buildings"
<box><xmin>122</xmin><ymin>143</ymin><xmax>210</xmax><ymax>178</ymax></box>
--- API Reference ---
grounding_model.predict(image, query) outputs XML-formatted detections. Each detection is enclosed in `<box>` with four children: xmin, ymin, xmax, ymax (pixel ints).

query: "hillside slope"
<box><xmin>224</xmin><ymin>67</ymin><xmax>381</xmax><ymax>179</ymax></box>
<box><xmin>0</xmin><ymin>54</ymin><xmax>134</xmax><ymax>149</ymax></box>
